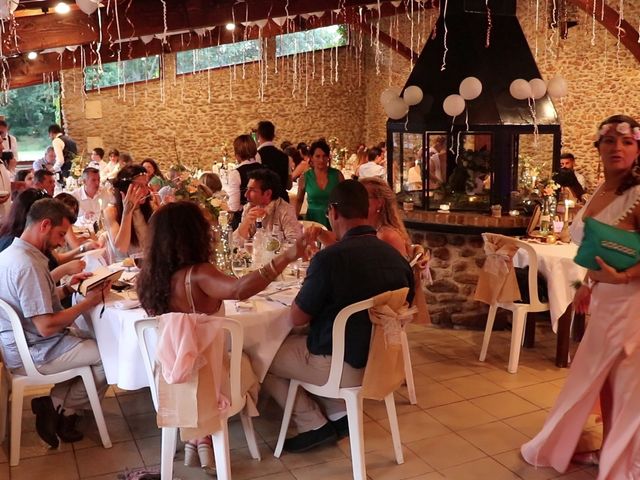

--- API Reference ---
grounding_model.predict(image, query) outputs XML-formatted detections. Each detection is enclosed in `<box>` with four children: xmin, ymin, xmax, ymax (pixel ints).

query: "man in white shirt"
<box><xmin>357</xmin><ymin>146</ymin><xmax>386</xmax><ymax>179</ymax></box>
<box><xmin>0</xmin><ymin>120</ymin><xmax>18</xmax><ymax>162</ymax></box>
<box><xmin>234</xmin><ymin>169</ymin><xmax>302</xmax><ymax>243</ymax></box>
<box><xmin>71</xmin><ymin>167</ymin><xmax>107</xmax><ymax>229</ymax></box>
<box><xmin>560</xmin><ymin>153</ymin><xmax>587</xmax><ymax>191</ymax></box>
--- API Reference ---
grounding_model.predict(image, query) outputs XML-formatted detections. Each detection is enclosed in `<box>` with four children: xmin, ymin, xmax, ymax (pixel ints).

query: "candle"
<box><xmin>564</xmin><ymin>199</ymin><xmax>570</xmax><ymax>223</ymax></box>
<box><xmin>439</xmin><ymin>204</ymin><xmax>450</xmax><ymax>212</ymax></box>
<box><xmin>531</xmin><ymin>175</ymin><xmax>537</xmax><ymax>189</ymax></box>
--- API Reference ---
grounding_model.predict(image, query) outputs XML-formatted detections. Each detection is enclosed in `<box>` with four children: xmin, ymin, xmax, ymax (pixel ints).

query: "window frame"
<box><xmin>275</xmin><ymin>25</ymin><xmax>349</xmax><ymax>58</ymax></box>
<box><xmin>175</xmin><ymin>38</ymin><xmax>262</xmax><ymax>76</ymax></box>
<box><xmin>84</xmin><ymin>55</ymin><xmax>162</xmax><ymax>92</ymax></box>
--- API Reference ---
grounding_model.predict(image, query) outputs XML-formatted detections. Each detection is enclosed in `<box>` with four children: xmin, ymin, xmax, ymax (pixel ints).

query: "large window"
<box><xmin>0</xmin><ymin>82</ymin><xmax>61</xmax><ymax>161</ymax></box>
<box><xmin>275</xmin><ymin>25</ymin><xmax>348</xmax><ymax>57</ymax></box>
<box><xmin>85</xmin><ymin>55</ymin><xmax>161</xmax><ymax>91</ymax></box>
<box><xmin>176</xmin><ymin>39</ymin><xmax>261</xmax><ymax>75</ymax></box>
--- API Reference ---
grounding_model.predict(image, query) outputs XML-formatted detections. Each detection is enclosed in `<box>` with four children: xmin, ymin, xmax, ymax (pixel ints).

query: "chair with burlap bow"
<box><xmin>475</xmin><ymin>234</ymin><xmax>549</xmax><ymax>373</ymax></box>
<box><xmin>273</xmin><ymin>288</ymin><xmax>414</xmax><ymax>480</ymax></box>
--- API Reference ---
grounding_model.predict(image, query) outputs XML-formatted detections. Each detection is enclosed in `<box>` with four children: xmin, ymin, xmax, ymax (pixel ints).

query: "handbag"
<box><xmin>574</xmin><ymin>217</ymin><xmax>640</xmax><ymax>271</ymax></box>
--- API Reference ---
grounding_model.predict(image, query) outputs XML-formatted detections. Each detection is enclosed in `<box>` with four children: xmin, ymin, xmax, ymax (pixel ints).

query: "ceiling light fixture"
<box><xmin>225</xmin><ymin>23</ymin><xmax>236</xmax><ymax>31</ymax></box>
<box><xmin>27</xmin><ymin>51</ymin><xmax>38</xmax><ymax>60</ymax></box>
<box><xmin>54</xmin><ymin>2</ymin><xmax>71</xmax><ymax>14</ymax></box>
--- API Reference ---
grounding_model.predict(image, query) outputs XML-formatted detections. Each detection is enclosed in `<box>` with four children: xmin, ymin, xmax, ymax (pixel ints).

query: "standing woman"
<box><xmin>296</xmin><ymin>139</ymin><xmax>344</xmax><ymax>229</ymax></box>
<box><xmin>521</xmin><ymin>115</ymin><xmax>640</xmax><ymax>479</ymax></box>
<box><xmin>103</xmin><ymin>165</ymin><xmax>154</xmax><ymax>262</ymax></box>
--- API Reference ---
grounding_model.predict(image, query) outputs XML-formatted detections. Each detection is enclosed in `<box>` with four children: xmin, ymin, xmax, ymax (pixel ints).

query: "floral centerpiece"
<box><xmin>171</xmin><ymin>163</ymin><xmax>229</xmax><ymax>220</ymax></box>
<box><xmin>327</xmin><ymin>136</ymin><xmax>349</xmax><ymax>169</ymax></box>
<box><xmin>69</xmin><ymin>151</ymin><xmax>88</xmax><ymax>179</ymax></box>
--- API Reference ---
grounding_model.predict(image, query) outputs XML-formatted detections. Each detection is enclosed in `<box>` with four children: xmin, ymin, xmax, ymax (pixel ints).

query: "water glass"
<box><xmin>232</xmin><ymin>258</ymin><xmax>248</xmax><ymax>278</ymax></box>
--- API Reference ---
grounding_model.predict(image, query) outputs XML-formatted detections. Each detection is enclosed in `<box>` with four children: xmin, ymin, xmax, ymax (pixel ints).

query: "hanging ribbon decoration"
<box><xmin>441</xmin><ymin>0</ymin><xmax>449</xmax><ymax>71</ymax></box>
<box><xmin>485</xmin><ymin>0</ymin><xmax>492</xmax><ymax>48</ymax></box>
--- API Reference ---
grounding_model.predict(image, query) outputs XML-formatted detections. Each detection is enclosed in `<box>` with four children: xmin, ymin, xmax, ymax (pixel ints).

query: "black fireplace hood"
<box><xmin>394</xmin><ymin>0</ymin><xmax>560</xmax><ymax>131</ymax></box>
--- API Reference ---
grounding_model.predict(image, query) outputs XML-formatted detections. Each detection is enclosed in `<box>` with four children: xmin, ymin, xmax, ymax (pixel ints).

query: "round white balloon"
<box><xmin>75</xmin><ymin>0</ymin><xmax>99</xmax><ymax>15</ymax></box>
<box><xmin>547</xmin><ymin>76</ymin><xmax>568</xmax><ymax>98</ymax></box>
<box><xmin>529</xmin><ymin>78</ymin><xmax>547</xmax><ymax>99</ymax></box>
<box><xmin>403</xmin><ymin>86</ymin><xmax>423</xmax><ymax>106</ymax></box>
<box><xmin>385</xmin><ymin>97</ymin><xmax>410</xmax><ymax>120</ymax></box>
<box><xmin>443</xmin><ymin>94</ymin><xmax>466</xmax><ymax>117</ymax></box>
<box><xmin>459</xmin><ymin>76</ymin><xmax>482</xmax><ymax>100</ymax></box>
<box><xmin>509</xmin><ymin>79</ymin><xmax>532</xmax><ymax>100</ymax></box>
<box><xmin>380</xmin><ymin>86</ymin><xmax>402</xmax><ymax>106</ymax></box>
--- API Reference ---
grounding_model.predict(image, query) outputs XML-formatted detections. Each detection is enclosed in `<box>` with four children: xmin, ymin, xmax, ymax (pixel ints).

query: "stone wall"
<box><xmin>61</xmin><ymin>42</ymin><xmax>367</xmax><ymax>170</ymax></box>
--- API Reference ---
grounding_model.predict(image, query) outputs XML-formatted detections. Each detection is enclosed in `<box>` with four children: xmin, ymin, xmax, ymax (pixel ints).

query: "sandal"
<box><xmin>572</xmin><ymin>450</ymin><xmax>600</xmax><ymax>466</ymax></box>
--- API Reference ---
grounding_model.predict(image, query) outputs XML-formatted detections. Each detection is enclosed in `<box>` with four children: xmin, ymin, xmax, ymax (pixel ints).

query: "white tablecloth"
<box><xmin>513</xmin><ymin>241</ymin><xmax>587</xmax><ymax>332</ymax></box>
<box><xmin>76</xmin><ymin>285</ymin><xmax>296</xmax><ymax>390</ymax></box>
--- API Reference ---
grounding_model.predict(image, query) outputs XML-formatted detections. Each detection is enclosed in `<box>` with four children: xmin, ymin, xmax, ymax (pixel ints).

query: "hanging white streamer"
<box><xmin>441</xmin><ymin>0</ymin><xmax>449</xmax><ymax>71</ymax></box>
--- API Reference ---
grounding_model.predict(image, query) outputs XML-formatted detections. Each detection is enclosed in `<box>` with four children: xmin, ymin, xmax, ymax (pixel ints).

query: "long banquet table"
<box><xmin>76</xmin><ymin>282</ymin><xmax>299</xmax><ymax>390</ymax></box>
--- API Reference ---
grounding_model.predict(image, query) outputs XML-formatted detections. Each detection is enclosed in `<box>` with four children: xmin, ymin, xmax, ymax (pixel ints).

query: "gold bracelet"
<box><xmin>268</xmin><ymin>259</ymin><xmax>278</xmax><ymax>277</ymax></box>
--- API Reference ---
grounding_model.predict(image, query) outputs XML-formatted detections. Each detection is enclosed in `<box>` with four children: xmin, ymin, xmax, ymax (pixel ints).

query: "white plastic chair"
<box><xmin>0</xmin><ymin>299</ymin><xmax>112</xmax><ymax>466</ymax></box>
<box><xmin>135</xmin><ymin>316</ymin><xmax>261</xmax><ymax>480</ymax></box>
<box><xmin>478</xmin><ymin>235</ymin><xmax>550</xmax><ymax>373</ymax></box>
<box><xmin>273</xmin><ymin>295</ymin><xmax>405</xmax><ymax>480</ymax></box>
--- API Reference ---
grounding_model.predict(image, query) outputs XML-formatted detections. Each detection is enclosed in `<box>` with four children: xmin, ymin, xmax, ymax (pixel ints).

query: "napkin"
<box><xmin>113</xmin><ymin>299</ymin><xmax>141</xmax><ymax>310</ymax></box>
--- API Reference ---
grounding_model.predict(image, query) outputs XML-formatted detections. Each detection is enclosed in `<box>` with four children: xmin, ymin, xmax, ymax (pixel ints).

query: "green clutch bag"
<box><xmin>574</xmin><ymin>217</ymin><xmax>640</xmax><ymax>271</ymax></box>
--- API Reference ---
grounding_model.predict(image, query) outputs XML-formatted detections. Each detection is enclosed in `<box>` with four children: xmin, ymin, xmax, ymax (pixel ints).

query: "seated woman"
<box><xmin>200</xmin><ymin>172</ymin><xmax>223</xmax><ymax>195</ymax></box>
<box><xmin>137</xmin><ymin>201</ymin><xmax>306</xmax><ymax>470</ymax></box>
<box><xmin>103</xmin><ymin>165</ymin><xmax>154</xmax><ymax>262</ymax></box>
<box><xmin>0</xmin><ymin>189</ymin><xmax>86</xmax><ymax>282</ymax></box>
<box><xmin>54</xmin><ymin>193</ymin><xmax>103</xmax><ymax>251</ymax></box>
<box><xmin>141</xmin><ymin>158</ymin><xmax>167</xmax><ymax>192</ymax></box>
<box><xmin>285</xmin><ymin>146</ymin><xmax>309</xmax><ymax>182</ymax></box>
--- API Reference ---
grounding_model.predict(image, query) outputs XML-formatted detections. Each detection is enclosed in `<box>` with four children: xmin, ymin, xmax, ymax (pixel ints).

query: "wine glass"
<box><xmin>131</xmin><ymin>253</ymin><xmax>144</xmax><ymax>270</ymax></box>
<box><xmin>232</xmin><ymin>258</ymin><xmax>247</xmax><ymax>279</ymax></box>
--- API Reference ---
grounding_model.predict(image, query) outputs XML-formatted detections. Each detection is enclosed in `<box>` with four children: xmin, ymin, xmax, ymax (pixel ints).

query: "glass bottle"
<box><xmin>540</xmin><ymin>197</ymin><xmax>551</xmax><ymax>235</ymax></box>
<box><xmin>252</xmin><ymin>217</ymin><xmax>266</xmax><ymax>267</ymax></box>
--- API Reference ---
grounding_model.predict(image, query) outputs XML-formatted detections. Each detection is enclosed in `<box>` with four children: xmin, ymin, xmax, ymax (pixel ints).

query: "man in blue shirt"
<box><xmin>0</xmin><ymin>199</ymin><xmax>110</xmax><ymax>447</ymax></box>
<box><xmin>263</xmin><ymin>180</ymin><xmax>414</xmax><ymax>453</ymax></box>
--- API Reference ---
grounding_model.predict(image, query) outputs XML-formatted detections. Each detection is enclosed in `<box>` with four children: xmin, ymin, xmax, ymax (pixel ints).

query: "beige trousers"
<box><xmin>262</xmin><ymin>334</ymin><xmax>364</xmax><ymax>433</ymax></box>
<box><xmin>15</xmin><ymin>339</ymin><xmax>108</xmax><ymax>414</ymax></box>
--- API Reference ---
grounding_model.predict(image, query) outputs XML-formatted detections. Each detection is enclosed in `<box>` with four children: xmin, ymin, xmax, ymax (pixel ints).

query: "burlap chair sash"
<box><xmin>361</xmin><ymin>288</ymin><xmax>416</xmax><ymax>400</ymax></box>
<box><xmin>474</xmin><ymin>233</ymin><xmax>521</xmax><ymax>305</ymax></box>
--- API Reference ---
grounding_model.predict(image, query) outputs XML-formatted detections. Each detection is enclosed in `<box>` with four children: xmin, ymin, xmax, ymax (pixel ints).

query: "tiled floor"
<box><xmin>0</xmin><ymin>323</ymin><xmax>601</xmax><ymax>479</ymax></box>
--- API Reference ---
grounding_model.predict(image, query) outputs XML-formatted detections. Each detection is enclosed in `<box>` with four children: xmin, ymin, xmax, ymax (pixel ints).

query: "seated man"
<box><xmin>71</xmin><ymin>167</ymin><xmax>109</xmax><ymax>229</ymax></box>
<box><xmin>263</xmin><ymin>180</ymin><xmax>414</xmax><ymax>453</ymax></box>
<box><xmin>0</xmin><ymin>198</ymin><xmax>110</xmax><ymax>447</ymax></box>
<box><xmin>234</xmin><ymin>168</ymin><xmax>302</xmax><ymax>243</ymax></box>
<box><xmin>32</xmin><ymin>146</ymin><xmax>56</xmax><ymax>172</ymax></box>
<box><xmin>33</xmin><ymin>169</ymin><xmax>56</xmax><ymax>197</ymax></box>
<box><xmin>357</xmin><ymin>146</ymin><xmax>386</xmax><ymax>180</ymax></box>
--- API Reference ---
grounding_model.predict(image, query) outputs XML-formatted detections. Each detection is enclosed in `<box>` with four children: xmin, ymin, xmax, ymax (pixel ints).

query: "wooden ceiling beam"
<box><xmin>1</xmin><ymin>0</ymin><xmax>413</xmax><ymax>58</ymax></box>
<box><xmin>6</xmin><ymin>0</ymin><xmax>422</xmax><ymax>85</ymax></box>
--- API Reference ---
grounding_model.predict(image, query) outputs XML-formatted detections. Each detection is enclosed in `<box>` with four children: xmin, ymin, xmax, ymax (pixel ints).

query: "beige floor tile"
<box><xmin>363</xmin><ymin>395</ymin><xmax>421</xmax><ymax>420</ymax></box>
<box><xmin>512</xmin><ymin>383</ymin><xmax>563</xmax><ymax>409</ymax></box>
<box><xmin>440</xmin><ymin>374</ymin><xmax>505</xmax><ymax>399</ymax></box>
<box><xmin>553</xmin><ymin>470</ymin><xmax>597</xmax><ymax>479</ymax></box>
<box><xmin>377</xmin><ymin>410</ymin><xmax>451</xmax><ymax>443</ymax></box>
<box><xmin>519</xmin><ymin>365</ymin><xmax>569</xmax><ymax>382</ymax></box>
<box><xmin>172</xmin><ymin>461</ymin><xmax>216</xmax><ymax>479</ymax></box>
<box><xmin>406</xmin><ymin>432</ymin><xmax>485</xmax><ymax>470</ymax></box>
<box><xmin>278</xmin><ymin>441</ymin><xmax>346</xmax><ymax>470</ymax></box>
<box><xmin>493</xmin><ymin>449</ymin><xmax>564</xmax><ymax>480</ymax></box>
<box><xmin>0</xmin><ymin>442</ymin><xmax>7</xmax><ymax>463</ymax></box>
<box><xmin>427</xmin><ymin>401</ymin><xmax>497</xmax><ymax>431</ymax></box>
<box><xmin>13</xmin><ymin>429</ymin><xmax>73</xmax><ymax>460</ymax></box>
<box><xmin>408</xmin><ymin>345</ymin><xmax>448</xmax><ymax>365</ymax></box>
<box><xmin>75</xmin><ymin>440</ymin><xmax>144</xmax><ymax>477</ymax></box>
<box><xmin>135</xmin><ymin>435</ymin><xmax>162</xmax><ymax>466</ymax></box>
<box><xmin>413</xmin><ymin>382</ymin><xmax>465</xmax><ymax>410</ymax></box>
<box><xmin>480</xmin><ymin>368</ymin><xmax>545</xmax><ymax>389</ymax></box>
<box><xmin>366</xmin><ymin>446</ymin><xmax>434</xmax><ymax>480</ymax></box>
<box><xmin>0</xmin><ymin>462</ymin><xmax>8</xmax><ymax>479</ymax></box>
<box><xmin>336</xmin><ymin>420</ymin><xmax>399</xmax><ymax>455</ymax></box>
<box><xmin>126</xmin><ymin>413</ymin><xmax>161</xmax><ymax>439</ymax></box>
<box><xmin>290</xmin><ymin>457</ymin><xmax>354</xmax><ymax>480</ymax></box>
<box><xmin>230</xmin><ymin>444</ymin><xmax>288</xmax><ymax>480</ymax></box>
<box><xmin>503</xmin><ymin>411</ymin><xmax>550</xmax><ymax>438</ymax></box>
<box><xmin>405</xmin><ymin>473</ymin><xmax>446</xmax><ymax>479</ymax></box>
<box><xmin>116</xmin><ymin>389</ymin><xmax>155</xmax><ymax>417</ymax></box>
<box><xmin>73</xmin><ymin>415</ymin><xmax>133</xmax><ymax>450</ymax></box>
<box><xmin>253</xmin><ymin>473</ymin><xmax>297</xmax><ymax>480</ymax></box>
<box><xmin>414</xmin><ymin>361</ymin><xmax>475</xmax><ymax>381</ymax></box>
<box><xmin>470</xmin><ymin>391</ymin><xmax>541</xmax><ymax>420</ymax></box>
<box><xmin>10</xmin><ymin>450</ymin><xmax>79</xmax><ymax>480</ymax></box>
<box><xmin>440</xmin><ymin>456</ymin><xmax>520</xmax><ymax>480</ymax></box>
<box><xmin>457</xmin><ymin>421</ymin><xmax>530</xmax><ymax>455</ymax></box>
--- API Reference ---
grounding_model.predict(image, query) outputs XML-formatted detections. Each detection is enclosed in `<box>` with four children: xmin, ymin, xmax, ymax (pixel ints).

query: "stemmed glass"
<box><xmin>232</xmin><ymin>258</ymin><xmax>248</xmax><ymax>279</ymax></box>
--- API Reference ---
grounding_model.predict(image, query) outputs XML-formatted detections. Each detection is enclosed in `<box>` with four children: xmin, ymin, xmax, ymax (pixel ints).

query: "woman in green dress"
<box><xmin>142</xmin><ymin>158</ymin><xmax>168</xmax><ymax>192</ymax></box>
<box><xmin>296</xmin><ymin>139</ymin><xmax>344</xmax><ymax>228</ymax></box>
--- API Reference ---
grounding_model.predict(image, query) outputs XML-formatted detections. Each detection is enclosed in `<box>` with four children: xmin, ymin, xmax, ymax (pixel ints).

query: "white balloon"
<box><xmin>509</xmin><ymin>78</ymin><xmax>532</xmax><ymax>100</ymax></box>
<box><xmin>443</xmin><ymin>94</ymin><xmax>466</xmax><ymax>117</ymax></box>
<box><xmin>459</xmin><ymin>76</ymin><xmax>482</xmax><ymax>100</ymax></box>
<box><xmin>75</xmin><ymin>0</ymin><xmax>99</xmax><ymax>15</ymax></box>
<box><xmin>547</xmin><ymin>76</ymin><xmax>568</xmax><ymax>98</ymax></box>
<box><xmin>385</xmin><ymin>97</ymin><xmax>409</xmax><ymax>120</ymax></box>
<box><xmin>139</xmin><ymin>35</ymin><xmax>154</xmax><ymax>45</ymax></box>
<box><xmin>403</xmin><ymin>85</ymin><xmax>423</xmax><ymax>106</ymax></box>
<box><xmin>0</xmin><ymin>0</ymin><xmax>18</xmax><ymax>19</ymax></box>
<box><xmin>529</xmin><ymin>78</ymin><xmax>547</xmax><ymax>99</ymax></box>
<box><xmin>380</xmin><ymin>86</ymin><xmax>402</xmax><ymax>106</ymax></box>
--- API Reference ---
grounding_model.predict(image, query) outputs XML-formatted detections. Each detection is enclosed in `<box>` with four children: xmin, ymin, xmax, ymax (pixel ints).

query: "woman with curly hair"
<box><xmin>103</xmin><ymin>164</ymin><xmax>154</xmax><ymax>261</ymax></box>
<box><xmin>522</xmin><ymin>115</ymin><xmax>640</xmax><ymax>478</ymax></box>
<box><xmin>137</xmin><ymin>201</ymin><xmax>306</xmax><ymax>470</ymax></box>
<box><xmin>141</xmin><ymin>158</ymin><xmax>167</xmax><ymax>192</ymax></box>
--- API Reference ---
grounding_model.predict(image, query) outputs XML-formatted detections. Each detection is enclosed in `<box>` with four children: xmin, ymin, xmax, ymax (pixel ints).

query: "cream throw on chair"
<box><xmin>474</xmin><ymin>233</ymin><xmax>521</xmax><ymax>305</ymax></box>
